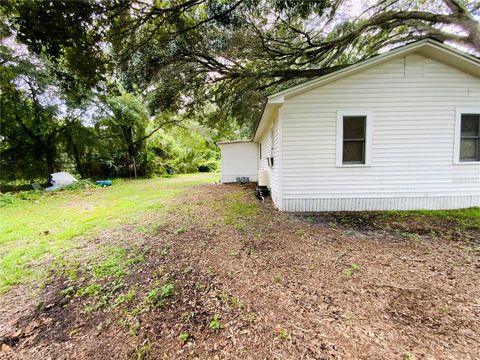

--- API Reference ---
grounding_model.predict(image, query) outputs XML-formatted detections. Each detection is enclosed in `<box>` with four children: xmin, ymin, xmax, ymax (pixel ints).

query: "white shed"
<box><xmin>220</xmin><ymin>40</ymin><xmax>480</xmax><ymax>211</ymax></box>
<box><xmin>218</xmin><ymin>141</ymin><xmax>259</xmax><ymax>183</ymax></box>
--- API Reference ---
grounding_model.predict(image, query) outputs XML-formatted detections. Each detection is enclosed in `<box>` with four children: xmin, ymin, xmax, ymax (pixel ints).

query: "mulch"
<box><xmin>1</xmin><ymin>183</ymin><xmax>479</xmax><ymax>359</ymax></box>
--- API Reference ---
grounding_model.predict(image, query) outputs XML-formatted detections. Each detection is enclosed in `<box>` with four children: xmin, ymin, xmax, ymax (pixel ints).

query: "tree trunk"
<box><xmin>46</xmin><ymin>154</ymin><xmax>55</xmax><ymax>183</ymax></box>
<box><xmin>45</xmin><ymin>140</ymin><xmax>56</xmax><ymax>183</ymax></box>
<box><xmin>72</xmin><ymin>144</ymin><xmax>85</xmax><ymax>178</ymax></box>
<box><xmin>132</xmin><ymin>156</ymin><xmax>137</xmax><ymax>179</ymax></box>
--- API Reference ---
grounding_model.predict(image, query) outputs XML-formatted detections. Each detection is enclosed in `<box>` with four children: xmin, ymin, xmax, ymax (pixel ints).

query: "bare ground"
<box><xmin>1</xmin><ymin>183</ymin><xmax>479</xmax><ymax>359</ymax></box>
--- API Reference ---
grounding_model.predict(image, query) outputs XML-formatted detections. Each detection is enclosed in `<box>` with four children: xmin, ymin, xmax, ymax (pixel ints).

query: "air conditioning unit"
<box><xmin>258</xmin><ymin>169</ymin><xmax>269</xmax><ymax>187</ymax></box>
<box><xmin>255</xmin><ymin>170</ymin><xmax>270</xmax><ymax>202</ymax></box>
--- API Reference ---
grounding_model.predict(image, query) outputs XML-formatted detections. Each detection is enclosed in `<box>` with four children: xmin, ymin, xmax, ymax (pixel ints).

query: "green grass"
<box><xmin>393</xmin><ymin>208</ymin><xmax>480</xmax><ymax>229</ymax></box>
<box><xmin>328</xmin><ymin>207</ymin><xmax>480</xmax><ymax>232</ymax></box>
<box><xmin>0</xmin><ymin>173</ymin><xmax>218</xmax><ymax>293</ymax></box>
<box><xmin>92</xmin><ymin>246</ymin><xmax>146</xmax><ymax>279</ymax></box>
<box><xmin>367</xmin><ymin>207</ymin><xmax>480</xmax><ymax>231</ymax></box>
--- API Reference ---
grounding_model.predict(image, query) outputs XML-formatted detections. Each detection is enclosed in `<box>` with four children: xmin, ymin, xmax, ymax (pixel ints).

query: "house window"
<box><xmin>459</xmin><ymin>114</ymin><xmax>480</xmax><ymax>161</ymax></box>
<box><xmin>259</xmin><ymin>142</ymin><xmax>262</xmax><ymax>159</ymax></box>
<box><xmin>336</xmin><ymin>111</ymin><xmax>372</xmax><ymax>167</ymax></box>
<box><xmin>343</xmin><ymin>116</ymin><xmax>366</xmax><ymax>164</ymax></box>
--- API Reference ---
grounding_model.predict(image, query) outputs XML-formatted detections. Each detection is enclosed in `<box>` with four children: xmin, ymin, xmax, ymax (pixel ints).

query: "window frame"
<box><xmin>454</xmin><ymin>107</ymin><xmax>480</xmax><ymax>164</ymax></box>
<box><xmin>269</xmin><ymin>126</ymin><xmax>275</xmax><ymax>168</ymax></box>
<box><xmin>336</xmin><ymin>110</ymin><xmax>373</xmax><ymax>167</ymax></box>
<box><xmin>270</xmin><ymin>127</ymin><xmax>275</xmax><ymax>157</ymax></box>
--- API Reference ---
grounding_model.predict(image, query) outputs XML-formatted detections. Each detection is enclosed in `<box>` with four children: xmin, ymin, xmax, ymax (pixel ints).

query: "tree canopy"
<box><xmin>4</xmin><ymin>0</ymin><xmax>479</xmax><ymax>125</ymax></box>
<box><xmin>1</xmin><ymin>0</ymin><xmax>479</xmax><ymax>184</ymax></box>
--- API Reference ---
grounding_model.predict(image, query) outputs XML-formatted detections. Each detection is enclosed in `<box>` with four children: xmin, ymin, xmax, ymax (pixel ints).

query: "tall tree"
<box><xmin>62</xmin><ymin>121</ymin><xmax>99</xmax><ymax>179</ymax></box>
<box><xmin>98</xmin><ymin>88</ymin><xmax>181</xmax><ymax>178</ymax></box>
<box><xmin>4</xmin><ymin>0</ymin><xmax>480</xmax><ymax>128</ymax></box>
<box><xmin>0</xmin><ymin>46</ymin><xmax>84</xmax><ymax>180</ymax></box>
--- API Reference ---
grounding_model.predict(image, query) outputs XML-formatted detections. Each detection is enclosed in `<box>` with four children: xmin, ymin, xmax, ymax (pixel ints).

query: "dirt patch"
<box><xmin>63</xmin><ymin>200</ymin><xmax>95</xmax><ymax>211</ymax></box>
<box><xmin>1</xmin><ymin>183</ymin><xmax>479</xmax><ymax>359</ymax></box>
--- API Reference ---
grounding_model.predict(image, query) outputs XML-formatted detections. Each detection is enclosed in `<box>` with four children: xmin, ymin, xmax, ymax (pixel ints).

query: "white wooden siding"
<box><xmin>280</xmin><ymin>54</ymin><xmax>480</xmax><ymax>211</ymax></box>
<box><xmin>220</xmin><ymin>142</ymin><xmax>259</xmax><ymax>183</ymax></box>
<box><xmin>258</xmin><ymin>115</ymin><xmax>281</xmax><ymax>208</ymax></box>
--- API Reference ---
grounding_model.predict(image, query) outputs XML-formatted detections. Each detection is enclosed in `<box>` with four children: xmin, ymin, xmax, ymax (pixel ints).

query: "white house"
<box><xmin>219</xmin><ymin>39</ymin><xmax>480</xmax><ymax>211</ymax></box>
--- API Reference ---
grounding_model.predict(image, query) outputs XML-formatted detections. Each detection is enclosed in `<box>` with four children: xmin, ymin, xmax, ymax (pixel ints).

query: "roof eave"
<box><xmin>217</xmin><ymin>140</ymin><xmax>254</xmax><ymax>145</ymax></box>
<box><xmin>253</xmin><ymin>100</ymin><xmax>282</xmax><ymax>141</ymax></box>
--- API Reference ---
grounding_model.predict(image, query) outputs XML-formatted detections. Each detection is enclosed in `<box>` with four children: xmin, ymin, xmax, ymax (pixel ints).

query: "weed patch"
<box><xmin>209</xmin><ymin>314</ymin><xmax>223</xmax><ymax>330</ymax></box>
<box><xmin>277</xmin><ymin>328</ymin><xmax>291</xmax><ymax>340</ymax></box>
<box><xmin>223</xmin><ymin>192</ymin><xmax>259</xmax><ymax>231</ymax></box>
<box><xmin>145</xmin><ymin>283</ymin><xmax>175</xmax><ymax>308</ymax></box>
<box><xmin>219</xmin><ymin>292</ymin><xmax>244</xmax><ymax>310</ymax></box>
<box><xmin>113</xmin><ymin>288</ymin><xmax>137</xmax><ymax>308</ymax></box>
<box><xmin>76</xmin><ymin>284</ymin><xmax>103</xmax><ymax>297</ymax></box>
<box><xmin>134</xmin><ymin>339</ymin><xmax>151</xmax><ymax>360</ymax></box>
<box><xmin>178</xmin><ymin>332</ymin><xmax>189</xmax><ymax>343</ymax></box>
<box><xmin>343</xmin><ymin>264</ymin><xmax>361</xmax><ymax>279</ymax></box>
<box><xmin>120</xmin><ymin>318</ymin><xmax>141</xmax><ymax>337</ymax></box>
<box><xmin>93</xmin><ymin>247</ymin><xmax>145</xmax><ymax>279</ymax></box>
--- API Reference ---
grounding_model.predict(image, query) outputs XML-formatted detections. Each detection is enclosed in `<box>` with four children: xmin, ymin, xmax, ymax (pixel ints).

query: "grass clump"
<box><xmin>76</xmin><ymin>280</ymin><xmax>126</xmax><ymax>313</ymax></box>
<box><xmin>120</xmin><ymin>318</ymin><xmax>141</xmax><ymax>337</ymax></box>
<box><xmin>244</xmin><ymin>312</ymin><xmax>257</xmax><ymax>324</ymax></box>
<box><xmin>391</xmin><ymin>207</ymin><xmax>480</xmax><ymax>227</ymax></box>
<box><xmin>295</xmin><ymin>229</ymin><xmax>305</xmax><ymax>236</ymax></box>
<box><xmin>60</xmin><ymin>286</ymin><xmax>76</xmax><ymax>297</ymax></box>
<box><xmin>182</xmin><ymin>311</ymin><xmax>195</xmax><ymax>322</ymax></box>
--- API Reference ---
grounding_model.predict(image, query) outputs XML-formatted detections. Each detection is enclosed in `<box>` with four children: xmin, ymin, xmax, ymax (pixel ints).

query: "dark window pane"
<box><xmin>343</xmin><ymin>116</ymin><xmax>366</xmax><ymax>140</ymax></box>
<box><xmin>461</xmin><ymin>114</ymin><xmax>479</xmax><ymax>137</ymax></box>
<box><xmin>343</xmin><ymin>141</ymin><xmax>365</xmax><ymax>163</ymax></box>
<box><xmin>460</xmin><ymin>139</ymin><xmax>477</xmax><ymax>160</ymax></box>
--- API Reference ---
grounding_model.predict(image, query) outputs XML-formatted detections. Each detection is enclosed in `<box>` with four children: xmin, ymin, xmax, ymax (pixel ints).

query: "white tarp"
<box><xmin>45</xmin><ymin>172</ymin><xmax>77</xmax><ymax>191</ymax></box>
